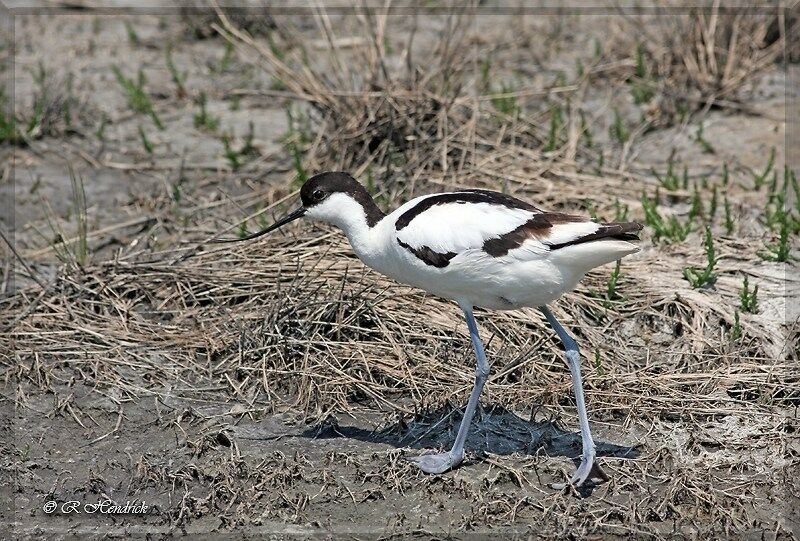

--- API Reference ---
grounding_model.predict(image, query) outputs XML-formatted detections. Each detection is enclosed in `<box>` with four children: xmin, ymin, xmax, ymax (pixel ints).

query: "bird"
<box><xmin>216</xmin><ymin>171</ymin><xmax>643</xmax><ymax>487</ymax></box>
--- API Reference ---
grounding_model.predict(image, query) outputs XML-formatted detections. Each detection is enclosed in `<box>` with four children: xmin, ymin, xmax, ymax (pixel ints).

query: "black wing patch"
<box><xmin>483</xmin><ymin>218</ymin><xmax>643</xmax><ymax>257</ymax></box>
<box><xmin>397</xmin><ymin>239</ymin><xmax>457</xmax><ymax>268</ymax></box>
<box><xmin>483</xmin><ymin>213</ymin><xmax>583</xmax><ymax>256</ymax></box>
<box><xmin>547</xmin><ymin>222</ymin><xmax>643</xmax><ymax>250</ymax></box>
<box><xmin>395</xmin><ymin>189</ymin><xmax>541</xmax><ymax>231</ymax></box>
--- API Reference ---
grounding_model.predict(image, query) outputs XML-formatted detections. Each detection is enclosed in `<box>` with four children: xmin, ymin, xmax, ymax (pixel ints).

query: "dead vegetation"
<box><xmin>612</xmin><ymin>3</ymin><xmax>797</xmax><ymax>125</ymax></box>
<box><xmin>2</xmin><ymin>5</ymin><xmax>798</xmax><ymax>539</ymax></box>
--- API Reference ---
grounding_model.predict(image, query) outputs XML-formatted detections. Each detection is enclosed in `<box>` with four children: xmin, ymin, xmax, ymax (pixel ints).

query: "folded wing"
<box><xmin>394</xmin><ymin>190</ymin><xmax>642</xmax><ymax>268</ymax></box>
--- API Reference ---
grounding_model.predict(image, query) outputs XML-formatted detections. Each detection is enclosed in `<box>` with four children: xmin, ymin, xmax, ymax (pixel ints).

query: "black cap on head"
<box><xmin>300</xmin><ymin>172</ymin><xmax>362</xmax><ymax>207</ymax></box>
<box><xmin>300</xmin><ymin>171</ymin><xmax>385</xmax><ymax>226</ymax></box>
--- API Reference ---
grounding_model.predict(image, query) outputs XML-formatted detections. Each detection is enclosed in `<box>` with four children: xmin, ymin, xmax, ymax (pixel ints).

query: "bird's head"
<box><xmin>299</xmin><ymin>171</ymin><xmax>378</xmax><ymax>228</ymax></box>
<box><xmin>214</xmin><ymin>172</ymin><xmax>382</xmax><ymax>243</ymax></box>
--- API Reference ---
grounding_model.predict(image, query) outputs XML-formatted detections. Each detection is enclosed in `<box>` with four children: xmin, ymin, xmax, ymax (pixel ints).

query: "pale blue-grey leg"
<box><xmin>540</xmin><ymin>305</ymin><xmax>608</xmax><ymax>487</ymax></box>
<box><xmin>408</xmin><ymin>302</ymin><xmax>489</xmax><ymax>474</ymax></box>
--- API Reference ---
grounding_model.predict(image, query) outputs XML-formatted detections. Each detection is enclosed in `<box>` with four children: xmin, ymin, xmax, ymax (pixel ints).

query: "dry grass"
<box><xmin>2</xmin><ymin>5</ymin><xmax>798</xmax><ymax>538</ymax></box>
<box><xmin>612</xmin><ymin>3</ymin><xmax>795</xmax><ymax>125</ymax></box>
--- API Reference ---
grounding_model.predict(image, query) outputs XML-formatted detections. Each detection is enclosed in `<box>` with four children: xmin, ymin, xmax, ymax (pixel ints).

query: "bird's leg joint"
<box><xmin>475</xmin><ymin>362</ymin><xmax>490</xmax><ymax>380</ymax></box>
<box><xmin>565</xmin><ymin>348</ymin><xmax>580</xmax><ymax>366</ymax></box>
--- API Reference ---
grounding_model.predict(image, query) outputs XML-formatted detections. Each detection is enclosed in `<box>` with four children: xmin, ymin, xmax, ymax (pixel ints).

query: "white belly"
<box><xmin>366</xmin><ymin>248</ymin><xmax>581</xmax><ymax>310</ymax></box>
<box><xmin>351</xmin><ymin>222</ymin><xmax>636</xmax><ymax>311</ymax></box>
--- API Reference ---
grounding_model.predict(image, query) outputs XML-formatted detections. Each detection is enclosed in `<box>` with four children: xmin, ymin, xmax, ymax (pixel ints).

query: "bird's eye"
<box><xmin>312</xmin><ymin>189</ymin><xmax>325</xmax><ymax>201</ymax></box>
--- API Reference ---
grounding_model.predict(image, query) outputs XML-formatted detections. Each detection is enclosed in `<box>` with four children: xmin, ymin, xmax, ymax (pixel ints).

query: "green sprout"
<box><xmin>193</xmin><ymin>92</ymin><xmax>219</xmax><ymax>132</ymax></box>
<box><xmin>683</xmin><ymin>227</ymin><xmax>718</xmax><ymax>288</ymax></box>
<box><xmin>111</xmin><ymin>65</ymin><xmax>163</xmax><ymax>129</ymax></box>
<box><xmin>739</xmin><ymin>276</ymin><xmax>759</xmax><ymax>313</ymax></box>
<box><xmin>609</xmin><ymin>109</ymin><xmax>629</xmax><ymax>145</ymax></box>
<box><xmin>752</xmin><ymin>147</ymin><xmax>775</xmax><ymax>190</ymax></box>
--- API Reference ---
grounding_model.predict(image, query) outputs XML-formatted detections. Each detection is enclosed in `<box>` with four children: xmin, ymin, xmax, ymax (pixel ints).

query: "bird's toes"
<box><xmin>406</xmin><ymin>452</ymin><xmax>460</xmax><ymax>474</ymax></box>
<box><xmin>570</xmin><ymin>458</ymin><xmax>609</xmax><ymax>487</ymax></box>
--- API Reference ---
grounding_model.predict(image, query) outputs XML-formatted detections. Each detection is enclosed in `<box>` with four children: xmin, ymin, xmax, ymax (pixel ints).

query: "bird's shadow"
<box><xmin>301</xmin><ymin>402</ymin><xmax>639</xmax><ymax>491</ymax></box>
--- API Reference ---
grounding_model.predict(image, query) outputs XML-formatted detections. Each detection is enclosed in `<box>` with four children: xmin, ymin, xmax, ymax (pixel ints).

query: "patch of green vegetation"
<box><xmin>606</xmin><ymin>260</ymin><xmax>622</xmax><ymax>302</ymax></box>
<box><xmin>614</xmin><ymin>199</ymin><xmax>629</xmax><ymax>222</ymax></box>
<box><xmin>25</xmin><ymin>64</ymin><xmax>48</xmax><ymax>136</ymax></box>
<box><xmin>584</xmin><ymin>199</ymin><xmax>598</xmax><ymax>221</ymax></box>
<box><xmin>587</xmin><ymin>260</ymin><xmax>625</xmax><ymax>311</ymax></box>
<box><xmin>758</xmin><ymin>166</ymin><xmax>798</xmax><ymax>262</ymax></box>
<box><xmin>642</xmin><ymin>190</ymin><xmax>692</xmax><ymax>243</ymax></box>
<box><xmin>221</xmin><ymin>121</ymin><xmax>258</xmax><ymax>172</ymax></box>
<box><xmin>739</xmin><ymin>275</ymin><xmax>759</xmax><ymax>313</ymax></box>
<box><xmin>266</xmin><ymin>31</ymin><xmax>285</xmax><ymax>61</ymax></box>
<box><xmin>236</xmin><ymin>220</ymin><xmax>250</xmax><ymax>239</ymax></box>
<box><xmin>138</xmin><ymin>125</ymin><xmax>154</xmax><ymax>155</ymax></box>
<box><xmin>62</xmin><ymin>73</ymin><xmax>74</xmax><ymax>131</ymax></box>
<box><xmin>676</xmin><ymin>101</ymin><xmax>689</xmax><ymax>125</ymax></box>
<box><xmin>762</xmin><ymin>186</ymin><xmax>786</xmax><ymax>232</ymax></box>
<box><xmin>752</xmin><ymin>147</ymin><xmax>775</xmax><ymax>190</ymax></box>
<box><xmin>579</xmin><ymin>109</ymin><xmax>593</xmax><ymax>148</ymax></box>
<box><xmin>652</xmin><ymin>157</ymin><xmax>688</xmax><ymax>191</ymax></box>
<box><xmin>593</xmin><ymin>348</ymin><xmax>605</xmax><ymax>376</ymax></box>
<box><xmin>281</xmin><ymin>106</ymin><xmax>313</xmax><ymax>146</ymax></box>
<box><xmin>693</xmin><ymin>123</ymin><xmax>715</xmax><ymax>154</ymax></box>
<box><xmin>683</xmin><ymin>227</ymin><xmax>718</xmax><ymax>288</ymax></box>
<box><xmin>383</xmin><ymin>35</ymin><xmax>394</xmax><ymax>56</ymax></box>
<box><xmin>0</xmin><ymin>89</ymin><xmax>23</xmax><ymax>145</ymax></box>
<box><xmin>594</xmin><ymin>152</ymin><xmax>605</xmax><ymax>176</ymax></box>
<box><xmin>544</xmin><ymin>102</ymin><xmax>564</xmax><ymax>152</ymax></box>
<box><xmin>95</xmin><ymin>113</ymin><xmax>108</xmax><ymax>142</ymax></box>
<box><xmin>0</xmin><ymin>112</ymin><xmax>21</xmax><ymax>144</ymax></box>
<box><xmin>708</xmin><ymin>185</ymin><xmax>719</xmax><ymax>222</ymax></box>
<box><xmin>689</xmin><ymin>183</ymin><xmax>705</xmax><ymax>222</ymax></box>
<box><xmin>768</xmin><ymin>169</ymin><xmax>779</xmax><ymax>201</ymax></box>
<box><xmin>35</xmin><ymin>165</ymin><xmax>90</xmax><ymax>267</ymax></box>
<box><xmin>730</xmin><ymin>310</ymin><xmax>742</xmax><ymax>341</ymax></box>
<box><xmin>166</xmin><ymin>46</ymin><xmax>188</xmax><ymax>97</ymax></box>
<box><xmin>26</xmin><ymin>62</ymin><xmax>70</xmax><ymax>137</ymax></box>
<box><xmin>723</xmin><ymin>195</ymin><xmax>735</xmax><ymax>234</ymax></box>
<box><xmin>211</xmin><ymin>41</ymin><xmax>236</xmax><ymax>73</ymax></box>
<box><xmin>270</xmin><ymin>77</ymin><xmax>288</xmax><ymax>91</ymax></box>
<box><xmin>69</xmin><ymin>165</ymin><xmax>88</xmax><ymax>267</ymax></box>
<box><xmin>629</xmin><ymin>43</ymin><xmax>655</xmax><ymax>105</ymax></box>
<box><xmin>365</xmin><ymin>168</ymin><xmax>377</xmax><ymax>196</ymax></box>
<box><xmin>124</xmin><ymin>20</ymin><xmax>139</xmax><ymax>45</ymax></box>
<box><xmin>765</xmin><ymin>166</ymin><xmax>800</xmax><ymax>234</ymax></box>
<box><xmin>593</xmin><ymin>38</ymin><xmax>602</xmax><ymax>59</ymax></box>
<box><xmin>363</xmin><ymin>167</ymin><xmax>388</xmax><ymax>212</ymax></box>
<box><xmin>256</xmin><ymin>212</ymin><xmax>269</xmax><ymax>230</ymax></box>
<box><xmin>239</xmin><ymin>121</ymin><xmax>256</xmax><ymax>157</ymax></box>
<box><xmin>758</xmin><ymin>212</ymin><xmax>790</xmax><ymax>262</ymax></box>
<box><xmin>4</xmin><ymin>62</ymin><xmax>80</xmax><ymax>144</ymax></box>
<box><xmin>171</xmin><ymin>181</ymin><xmax>182</xmax><ymax>204</ymax></box>
<box><xmin>479</xmin><ymin>57</ymin><xmax>492</xmax><ymax>92</ymax></box>
<box><xmin>282</xmin><ymin>106</ymin><xmax>313</xmax><ymax>188</ymax></box>
<box><xmin>222</xmin><ymin>135</ymin><xmax>241</xmax><ymax>171</ymax></box>
<box><xmin>490</xmin><ymin>81</ymin><xmax>519</xmax><ymax>117</ymax></box>
<box><xmin>290</xmin><ymin>144</ymin><xmax>308</xmax><ymax>187</ymax></box>
<box><xmin>111</xmin><ymin>65</ymin><xmax>164</xmax><ymax>130</ymax></box>
<box><xmin>193</xmin><ymin>92</ymin><xmax>219</xmax><ymax>132</ymax></box>
<box><xmin>789</xmin><ymin>167</ymin><xmax>800</xmax><ymax>230</ymax></box>
<box><xmin>609</xmin><ymin>109</ymin><xmax>629</xmax><ymax>145</ymax></box>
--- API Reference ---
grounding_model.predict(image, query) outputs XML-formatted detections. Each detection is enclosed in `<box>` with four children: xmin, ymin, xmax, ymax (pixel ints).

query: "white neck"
<box><xmin>305</xmin><ymin>193</ymin><xmax>386</xmax><ymax>265</ymax></box>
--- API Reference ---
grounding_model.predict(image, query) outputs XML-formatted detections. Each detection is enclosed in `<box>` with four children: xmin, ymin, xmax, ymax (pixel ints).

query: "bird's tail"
<box><xmin>549</xmin><ymin>221</ymin><xmax>643</xmax><ymax>273</ymax></box>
